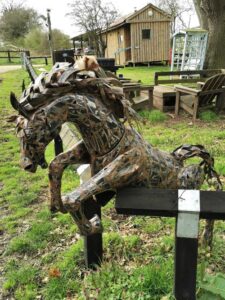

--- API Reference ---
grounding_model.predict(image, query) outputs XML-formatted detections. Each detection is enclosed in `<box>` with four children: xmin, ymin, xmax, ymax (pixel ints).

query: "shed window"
<box><xmin>142</xmin><ymin>29</ymin><xmax>151</xmax><ymax>39</ymax></box>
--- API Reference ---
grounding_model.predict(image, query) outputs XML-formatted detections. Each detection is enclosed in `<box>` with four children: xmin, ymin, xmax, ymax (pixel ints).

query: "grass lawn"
<box><xmin>118</xmin><ymin>65</ymin><xmax>170</xmax><ymax>84</ymax></box>
<box><xmin>0</xmin><ymin>68</ymin><xmax>225</xmax><ymax>300</ymax></box>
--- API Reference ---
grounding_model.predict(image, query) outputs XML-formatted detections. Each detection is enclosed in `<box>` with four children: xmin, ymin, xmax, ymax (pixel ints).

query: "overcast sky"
<box><xmin>23</xmin><ymin>0</ymin><xmax>199</xmax><ymax>37</ymax></box>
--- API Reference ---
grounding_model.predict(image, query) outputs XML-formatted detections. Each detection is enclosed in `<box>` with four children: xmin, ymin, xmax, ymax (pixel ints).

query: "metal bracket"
<box><xmin>177</xmin><ymin>190</ymin><xmax>200</xmax><ymax>239</ymax></box>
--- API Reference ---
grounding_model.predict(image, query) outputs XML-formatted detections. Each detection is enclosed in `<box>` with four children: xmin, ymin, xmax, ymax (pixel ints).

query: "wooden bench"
<box><xmin>153</xmin><ymin>69</ymin><xmax>223</xmax><ymax>112</ymax></box>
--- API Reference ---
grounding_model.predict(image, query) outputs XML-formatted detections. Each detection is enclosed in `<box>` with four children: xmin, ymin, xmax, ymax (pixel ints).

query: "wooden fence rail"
<box><xmin>28</xmin><ymin>55</ymin><xmax>51</xmax><ymax>65</ymax></box>
<box><xmin>115</xmin><ymin>188</ymin><xmax>225</xmax><ymax>300</ymax></box>
<box><xmin>82</xmin><ymin>188</ymin><xmax>225</xmax><ymax>300</ymax></box>
<box><xmin>0</xmin><ymin>50</ymin><xmax>30</xmax><ymax>62</ymax></box>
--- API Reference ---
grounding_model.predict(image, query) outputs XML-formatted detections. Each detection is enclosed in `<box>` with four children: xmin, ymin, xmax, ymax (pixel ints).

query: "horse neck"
<box><xmin>61</xmin><ymin>93</ymin><xmax>125</xmax><ymax>156</ymax></box>
<box><xmin>41</xmin><ymin>100</ymin><xmax>68</xmax><ymax>141</ymax></box>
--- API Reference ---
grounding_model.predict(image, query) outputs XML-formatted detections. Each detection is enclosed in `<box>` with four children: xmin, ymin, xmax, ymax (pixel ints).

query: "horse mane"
<box><xmin>15</xmin><ymin>63</ymin><xmax>141</xmax><ymax>126</ymax></box>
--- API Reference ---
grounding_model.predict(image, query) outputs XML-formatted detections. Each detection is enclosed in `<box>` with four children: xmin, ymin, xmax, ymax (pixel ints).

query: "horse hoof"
<box><xmin>50</xmin><ymin>206</ymin><xmax>59</xmax><ymax>214</ymax></box>
<box><xmin>89</xmin><ymin>214</ymin><xmax>103</xmax><ymax>234</ymax></box>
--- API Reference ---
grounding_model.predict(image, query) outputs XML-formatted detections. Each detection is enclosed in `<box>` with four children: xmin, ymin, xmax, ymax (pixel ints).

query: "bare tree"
<box><xmin>154</xmin><ymin>0</ymin><xmax>194</xmax><ymax>34</ymax></box>
<box><xmin>0</xmin><ymin>0</ymin><xmax>23</xmax><ymax>13</ymax></box>
<box><xmin>193</xmin><ymin>0</ymin><xmax>225</xmax><ymax>69</ymax></box>
<box><xmin>67</xmin><ymin>0</ymin><xmax>119</xmax><ymax>57</ymax></box>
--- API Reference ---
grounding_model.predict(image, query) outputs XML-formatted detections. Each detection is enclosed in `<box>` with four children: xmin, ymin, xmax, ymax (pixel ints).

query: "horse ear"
<box><xmin>10</xmin><ymin>92</ymin><xmax>30</xmax><ymax>120</ymax></box>
<box><xmin>10</xmin><ymin>92</ymin><xmax>20</xmax><ymax>111</ymax></box>
<box><xmin>22</xmin><ymin>79</ymin><xmax>26</xmax><ymax>92</ymax></box>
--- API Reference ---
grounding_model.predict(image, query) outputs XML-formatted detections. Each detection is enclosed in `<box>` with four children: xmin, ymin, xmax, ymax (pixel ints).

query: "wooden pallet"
<box><xmin>153</xmin><ymin>85</ymin><xmax>176</xmax><ymax>112</ymax></box>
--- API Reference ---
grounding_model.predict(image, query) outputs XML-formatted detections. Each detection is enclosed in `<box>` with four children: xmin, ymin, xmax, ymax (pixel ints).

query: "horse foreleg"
<box><xmin>69</xmin><ymin>203</ymin><xmax>103</xmax><ymax>235</ymax></box>
<box><xmin>48</xmin><ymin>140</ymin><xmax>90</xmax><ymax>212</ymax></box>
<box><xmin>62</xmin><ymin>148</ymin><xmax>146</xmax><ymax>212</ymax></box>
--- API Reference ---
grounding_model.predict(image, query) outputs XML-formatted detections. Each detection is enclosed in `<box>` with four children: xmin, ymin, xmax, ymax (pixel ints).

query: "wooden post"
<box><xmin>77</xmin><ymin>164</ymin><xmax>103</xmax><ymax>269</ymax></box>
<box><xmin>54</xmin><ymin>135</ymin><xmax>63</xmax><ymax>155</ymax></box>
<box><xmin>174</xmin><ymin>190</ymin><xmax>200</xmax><ymax>300</ymax></box>
<box><xmin>83</xmin><ymin>198</ymin><xmax>103</xmax><ymax>269</ymax></box>
<box><xmin>193</xmin><ymin>95</ymin><xmax>199</xmax><ymax>122</ymax></box>
<box><xmin>7</xmin><ymin>50</ymin><xmax>11</xmax><ymax>63</ymax></box>
<box><xmin>175</xmin><ymin>236</ymin><xmax>198</xmax><ymax>300</ymax></box>
<box><xmin>148</xmin><ymin>87</ymin><xmax>153</xmax><ymax>110</ymax></box>
<box><xmin>45</xmin><ymin>56</ymin><xmax>48</xmax><ymax>65</ymax></box>
<box><xmin>175</xmin><ymin>91</ymin><xmax>180</xmax><ymax>116</ymax></box>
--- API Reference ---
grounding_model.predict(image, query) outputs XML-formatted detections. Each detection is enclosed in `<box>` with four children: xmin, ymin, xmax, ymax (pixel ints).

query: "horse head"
<box><xmin>10</xmin><ymin>93</ymin><xmax>61</xmax><ymax>172</ymax></box>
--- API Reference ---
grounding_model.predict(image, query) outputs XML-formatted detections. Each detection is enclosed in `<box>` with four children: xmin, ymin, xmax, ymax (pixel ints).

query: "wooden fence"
<box><xmin>81</xmin><ymin>188</ymin><xmax>225</xmax><ymax>300</ymax></box>
<box><xmin>0</xmin><ymin>50</ymin><xmax>30</xmax><ymax>62</ymax></box>
<box><xmin>0</xmin><ymin>50</ymin><xmax>50</xmax><ymax>65</ymax></box>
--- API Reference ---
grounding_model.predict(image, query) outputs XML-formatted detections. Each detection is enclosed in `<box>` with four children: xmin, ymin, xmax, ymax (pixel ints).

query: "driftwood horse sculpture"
<box><xmin>10</xmin><ymin>61</ymin><xmax>222</xmax><ymax>239</ymax></box>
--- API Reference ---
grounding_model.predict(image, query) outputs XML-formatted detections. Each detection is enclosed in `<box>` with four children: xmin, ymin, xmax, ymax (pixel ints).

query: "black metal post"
<box><xmin>174</xmin><ymin>223</ymin><xmax>198</xmax><ymax>300</ymax></box>
<box><xmin>54</xmin><ymin>135</ymin><xmax>63</xmax><ymax>155</ymax></box>
<box><xmin>83</xmin><ymin>198</ymin><xmax>103</xmax><ymax>269</ymax></box>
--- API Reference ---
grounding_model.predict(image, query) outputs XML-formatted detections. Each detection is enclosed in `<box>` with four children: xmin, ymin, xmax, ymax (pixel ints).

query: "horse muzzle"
<box><xmin>21</xmin><ymin>157</ymin><xmax>37</xmax><ymax>173</ymax></box>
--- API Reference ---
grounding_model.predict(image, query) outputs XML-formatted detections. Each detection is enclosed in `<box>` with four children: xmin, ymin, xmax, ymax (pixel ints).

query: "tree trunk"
<box><xmin>193</xmin><ymin>0</ymin><xmax>225</xmax><ymax>69</ymax></box>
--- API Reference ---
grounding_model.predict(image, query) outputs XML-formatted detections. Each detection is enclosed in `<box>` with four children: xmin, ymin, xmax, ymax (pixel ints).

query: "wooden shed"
<box><xmin>103</xmin><ymin>3</ymin><xmax>171</xmax><ymax>66</ymax></box>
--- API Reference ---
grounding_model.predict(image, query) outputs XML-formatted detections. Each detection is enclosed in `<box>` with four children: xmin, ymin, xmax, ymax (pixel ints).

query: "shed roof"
<box><xmin>173</xmin><ymin>28</ymin><xmax>208</xmax><ymax>38</ymax></box>
<box><xmin>105</xmin><ymin>3</ymin><xmax>171</xmax><ymax>32</ymax></box>
<box><xmin>71</xmin><ymin>3</ymin><xmax>171</xmax><ymax>39</ymax></box>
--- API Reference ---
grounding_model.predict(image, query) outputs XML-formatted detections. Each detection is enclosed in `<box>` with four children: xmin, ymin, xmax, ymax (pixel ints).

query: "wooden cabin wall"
<box><xmin>130</xmin><ymin>21</ymin><xmax>170</xmax><ymax>63</ymax></box>
<box><xmin>129</xmin><ymin>6</ymin><xmax>170</xmax><ymax>63</ymax></box>
<box><xmin>104</xmin><ymin>28</ymin><xmax>126</xmax><ymax>65</ymax></box>
<box><xmin>124</xmin><ymin>25</ymin><xmax>131</xmax><ymax>62</ymax></box>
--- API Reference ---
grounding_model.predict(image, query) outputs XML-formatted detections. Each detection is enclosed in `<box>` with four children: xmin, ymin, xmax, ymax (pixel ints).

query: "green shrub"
<box><xmin>199</xmin><ymin>110</ymin><xmax>219</xmax><ymax>121</ymax></box>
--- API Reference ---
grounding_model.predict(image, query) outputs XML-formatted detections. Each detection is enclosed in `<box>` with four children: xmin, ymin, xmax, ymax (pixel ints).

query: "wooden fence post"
<box><xmin>175</xmin><ymin>190</ymin><xmax>200</xmax><ymax>300</ymax></box>
<box><xmin>83</xmin><ymin>198</ymin><xmax>103</xmax><ymax>269</ymax></box>
<box><xmin>54</xmin><ymin>135</ymin><xmax>63</xmax><ymax>155</ymax></box>
<box><xmin>76</xmin><ymin>165</ymin><xmax>103</xmax><ymax>269</ymax></box>
<box><xmin>7</xmin><ymin>50</ymin><xmax>11</xmax><ymax>63</ymax></box>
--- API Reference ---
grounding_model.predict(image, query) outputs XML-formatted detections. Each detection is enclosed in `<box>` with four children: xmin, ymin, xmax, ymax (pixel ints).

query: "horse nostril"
<box><xmin>24</xmin><ymin>164</ymin><xmax>33</xmax><ymax>171</ymax></box>
<box><xmin>21</xmin><ymin>157</ymin><xmax>36</xmax><ymax>172</ymax></box>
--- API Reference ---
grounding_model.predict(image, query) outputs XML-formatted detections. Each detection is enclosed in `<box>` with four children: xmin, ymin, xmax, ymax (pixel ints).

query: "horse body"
<box><xmin>10</xmin><ymin>64</ymin><xmax>221</xmax><ymax>236</ymax></box>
